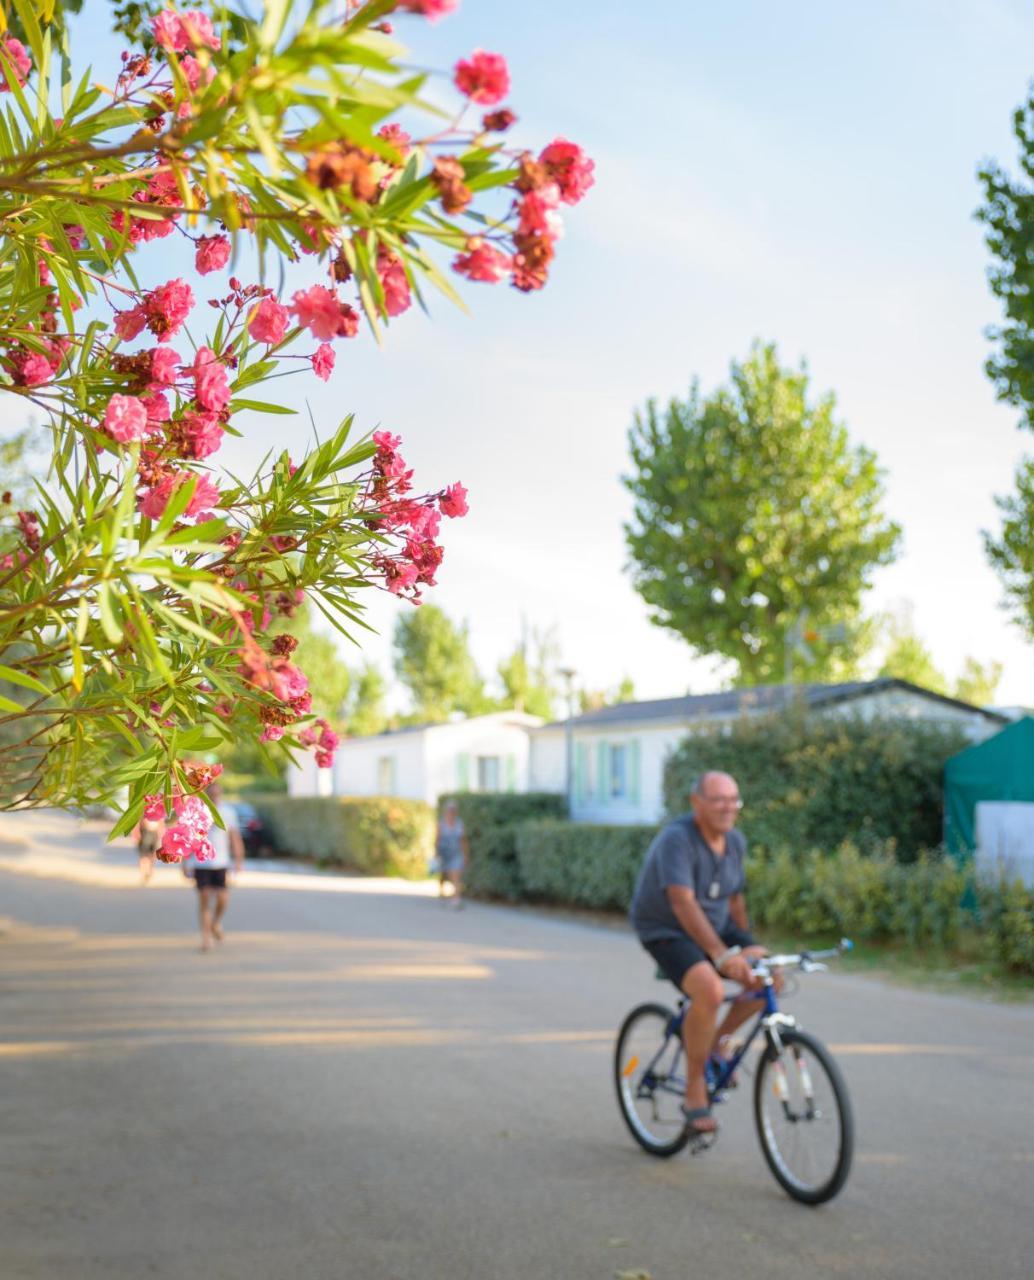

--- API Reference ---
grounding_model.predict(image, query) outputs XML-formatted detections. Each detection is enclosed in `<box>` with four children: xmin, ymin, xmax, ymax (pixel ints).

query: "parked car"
<box><xmin>232</xmin><ymin>802</ymin><xmax>272</xmax><ymax>858</ymax></box>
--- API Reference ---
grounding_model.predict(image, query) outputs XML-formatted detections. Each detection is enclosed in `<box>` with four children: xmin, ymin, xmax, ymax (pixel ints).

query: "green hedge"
<box><xmin>246</xmin><ymin>794</ymin><xmax>434</xmax><ymax>878</ymax></box>
<box><xmin>516</xmin><ymin>820</ymin><xmax>656</xmax><ymax>910</ymax></box>
<box><xmin>438</xmin><ymin>792</ymin><xmax>567</xmax><ymax>899</ymax></box>
<box><xmin>663</xmin><ymin>709</ymin><xmax>968</xmax><ymax>861</ymax></box>
<box><xmin>745</xmin><ymin>842</ymin><xmax>969</xmax><ymax>947</ymax></box>
<box><xmin>978</xmin><ymin>877</ymin><xmax>1034</xmax><ymax>975</ymax></box>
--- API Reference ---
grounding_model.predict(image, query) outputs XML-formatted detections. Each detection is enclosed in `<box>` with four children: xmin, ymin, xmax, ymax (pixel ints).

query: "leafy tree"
<box><xmin>393</xmin><ymin>605</ymin><xmax>486</xmax><ymax>723</ymax></box>
<box><xmin>877</xmin><ymin>611</ymin><xmax>949</xmax><ymax>694</ymax></box>
<box><xmin>953</xmin><ymin>656</ymin><xmax>1004</xmax><ymax>707</ymax></box>
<box><xmin>983</xmin><ymin>461</ymin><xmax>1034</xmax><ymax>637</ymax></box>
<box><xmin>877</xmin><ymin>609</ymin><xmax>1004</xmax><ymax>705</ymax></box>
<box><xmin>578</xmin><ymin>676</ymin><xmax>636</xmax><ymax>713</ymax></box>
<box><xmin>977</xmin><ymin>89</ymin><xmax>1034</xmax><ymax>634</ymax></box>
<box><xmin>498</xmin><ymin>625</ymin><xmax>559</xmax><ymax>719</ymax></box>
<box><xmin>0</xmin><ymin>2</ymin><xmax>592</xmax><ymax>839</ymax></box>
<box><xmin>348</xmin><ymin>661</ymin><xmax>388</xmax><ymax>737</ymax></box>
<box><xmin>623</xmin><ymin>342</ymin><xmax>901</xmax><ymax>684</ymax></box>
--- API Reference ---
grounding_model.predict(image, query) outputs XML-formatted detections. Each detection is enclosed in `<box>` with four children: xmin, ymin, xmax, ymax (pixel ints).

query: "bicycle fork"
<box><xmin>764</xmin><ymin>1015</ymin><xmax>817</xmax><ymax>1123</ymax></box>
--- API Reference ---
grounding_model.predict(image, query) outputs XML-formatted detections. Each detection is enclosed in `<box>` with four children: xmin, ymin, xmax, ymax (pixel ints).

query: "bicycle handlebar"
<box><xmin>752</xmin><ymin>937</ymin><xmax>853</xmax><ymax>973</ymax></box>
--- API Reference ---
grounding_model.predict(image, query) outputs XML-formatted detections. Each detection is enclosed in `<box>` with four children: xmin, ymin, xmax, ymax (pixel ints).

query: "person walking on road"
<box><xmin>628</xmin><ymin>770</ymin><xmax>778</xmax><ymax>1138</ymax></box>
<box><xmin>183</xmin><ymin>782</ymin><xmax>244</xmax><ymax>951</ymax></box>
<box><xmin>135</xmin><ymin>813</ymin><xmax>164</xmax><ymax>885</ymax></box>
<box><xmin>435</xmin><ymin>800</ymin><xmax>468</xmax><ymax>908</ymax></box>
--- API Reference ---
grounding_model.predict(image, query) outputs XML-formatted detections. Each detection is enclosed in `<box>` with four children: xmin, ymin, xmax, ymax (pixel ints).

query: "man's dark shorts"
<box><xmin>643</xmin><ymin>926</ymin><xmax>755</xmax><ymax>990</ymax></box>
<box><xmin>195</xmin><ymin>868</ymin><xmax>228</xmax><ymax>891</ymax></box>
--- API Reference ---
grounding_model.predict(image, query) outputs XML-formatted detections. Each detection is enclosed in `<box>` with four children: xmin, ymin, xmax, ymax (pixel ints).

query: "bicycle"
<box><xmin>613</xmin><ymin>940</ymin><xmax>855</xmax><ymax>1205</ymax></box>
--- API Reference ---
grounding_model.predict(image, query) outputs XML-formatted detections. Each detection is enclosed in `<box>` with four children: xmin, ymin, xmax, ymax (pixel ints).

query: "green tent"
<box><xmin>944</xmin><ymin>717</ymin><xmax>1034</xmax><ymax>855</ymax></box>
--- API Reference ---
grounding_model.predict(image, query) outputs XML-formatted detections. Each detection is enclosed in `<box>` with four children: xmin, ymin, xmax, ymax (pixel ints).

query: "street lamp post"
<box><xmin>559</xmin><ymin>666</ymin><xmax>576</xmax><ymax>818</ymax></box>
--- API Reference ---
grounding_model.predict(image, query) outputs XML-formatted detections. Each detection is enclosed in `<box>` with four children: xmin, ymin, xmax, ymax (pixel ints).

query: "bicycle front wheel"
<box><xmin>754</xmin><ymin>1026</ymin><xmax>853</xmax><ymax>1204</ymax></box>
<box><xmin>614</xmin><ymin>1002</ymin><xmax>690</xmax><ymax>1158</ymax></box>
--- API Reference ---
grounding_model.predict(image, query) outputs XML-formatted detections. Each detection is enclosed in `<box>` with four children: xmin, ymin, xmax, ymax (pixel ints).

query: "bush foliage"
<box><xmin>438</xmin><ymin>792</ymin><xmax>567</xmax><ymax>899</ymax></box>
<box><xmin>247</xmin><ymin>794</ymin><xmax>433</xmax><ymax>878</ymax></box>
<box><xmin>516</xmin><ymin>820</ymin><xmax>656</xmax><ymax>910</ymax></box>
<box><xmin>663</xmin><ymin>709</ymin><xmax>969</xmax><ymax>861</ymax></box>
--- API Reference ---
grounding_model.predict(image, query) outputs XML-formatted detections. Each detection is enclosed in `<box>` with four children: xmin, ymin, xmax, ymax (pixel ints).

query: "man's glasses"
<box><xmin>700</xmin><ymin>795</ymin><xmax>743</xmax><ymax>809</ymax></box>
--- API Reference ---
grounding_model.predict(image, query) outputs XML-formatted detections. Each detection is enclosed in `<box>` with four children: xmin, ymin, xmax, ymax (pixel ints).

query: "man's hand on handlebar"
<box><xmin>717</xmin><ymin>952</ymin><xmax>761</xmax><ymax>988</ymax></box>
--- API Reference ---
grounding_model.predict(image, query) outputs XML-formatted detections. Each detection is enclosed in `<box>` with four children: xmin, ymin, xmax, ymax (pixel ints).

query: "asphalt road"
<box><xmin>2</xmin><ymin>812</ymin><xmax>1032</xmax><ymax>1280</ymax></box>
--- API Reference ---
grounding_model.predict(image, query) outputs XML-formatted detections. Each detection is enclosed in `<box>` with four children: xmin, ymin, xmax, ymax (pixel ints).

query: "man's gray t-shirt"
<box><xmin>629</xmin><ymin>816</ymin><xmax>747</xmax><ymax>943</ymax></box>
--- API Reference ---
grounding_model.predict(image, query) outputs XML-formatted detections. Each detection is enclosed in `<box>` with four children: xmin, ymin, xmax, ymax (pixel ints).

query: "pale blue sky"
<box><xmin>16</xmin><ymin>1</ymin><xmax>1034</xmax><ymax>707</ymax></box>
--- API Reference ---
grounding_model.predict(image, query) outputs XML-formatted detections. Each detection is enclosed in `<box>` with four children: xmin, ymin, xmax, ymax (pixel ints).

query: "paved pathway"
<box><xmin>1</xmin><ymin>812</ymin><xmax>1032</xmax><ymax>1279</ymax></box>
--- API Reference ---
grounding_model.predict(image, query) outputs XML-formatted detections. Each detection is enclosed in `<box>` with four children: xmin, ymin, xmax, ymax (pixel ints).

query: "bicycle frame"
<box><xmin>651</xmin><ymin>943</ymin><xmax>850</xmax><ymax>1101</ymax></box>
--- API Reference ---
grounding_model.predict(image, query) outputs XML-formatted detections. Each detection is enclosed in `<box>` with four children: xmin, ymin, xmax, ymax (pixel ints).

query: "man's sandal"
<box><xmin>681</xmin><ymin>1105</ymin><xmax>717</xmax><ymax>1136</ymax></box>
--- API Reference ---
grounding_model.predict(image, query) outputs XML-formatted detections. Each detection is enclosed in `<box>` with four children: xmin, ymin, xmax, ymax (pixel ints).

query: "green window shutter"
<box><xmin>574</xmin><ymin>743</ymin><xmax>588</xmax><ymax>804</ymax></box>
<box><xmin>629</xmin><ymin>739</ymin><xmax>641</xmax><ymax>805</ymax></box>
<box><xmin>597</xmin><ymin>742</ymin><xmax>609</xmax><ymax>802</ymax></box>
<box><xmin>505</xmin><ymin>754</ymin><xmax>517</xmax><ymax>793</ymax></box>
<box><xmin>456</xmin><ymin>752</ymin><xmax>471</xmax><ymax>791</ymax></box>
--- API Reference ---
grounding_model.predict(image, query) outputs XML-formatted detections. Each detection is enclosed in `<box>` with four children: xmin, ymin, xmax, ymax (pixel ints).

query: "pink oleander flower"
<box><xmin>149</xmin><ymin>346</ymin><xmax>181</xmax><ymax>386</ymax></box>
<box><xmin>270</xmin><ymin>660</ymin><xmax>309</xmax><ymax>703</ymax></box>
<box><xmin>248</xmin><ymin>296</ymin><xmax>289</xmax><ymax>345</ymax></box>
<box><xmin>140</xmin><ymin>391</ymin><xmax>170</xmax><ymax>424</ymax></box>
<box><xmin>312</xmin><ymin>344</ymin><xmax>335</xmax><ymax>382</ymax></box>
<box><xmin>260</xmin><ymin>725</ymin><xmax>285</xmax><ymax>743</ymax></box>
<box><xmin>518</xmin><ymin>185</ymin><xmax>564</xmax><ymax>240</ymax></box>
<box><xmin>153</xmin><ymin>9</ymin><xmax>220</xmax><ymax>53</ymax></box>
<box><xmin>186</xmin><ymin>474</ymin><xmax>221</xmax><ymax>517</ymax></box>
<box><xmin>18</xmin><ymin>353</ymin><xmax>54</xmax><ymax>387</ymax></box>
<box><xmin>180</xmin><ymin>410</ymin><xmax>224</xmax><ymax>459</ymax></box>
<box><xmin>146</xmin><ymin>279</ymin><xmax>195</xmax><ymax>342</ymax></box>
<box><xmin>396</xmin><ymin>0</ymin><xmax>458</xmax><ymax>18</ymax></box>
<box><xmin>143</xmin><ymin>794</ymin><xmax>166</xmax><ymax>821</ymax></box>
<box><xmin>191</xmin><ymin>346</ymin><xmax>230</xmax><ymax>412</ymax></box>
<box><xmin>0</xmin><ymin>35</ymin><xmax>31</xmax><ymax>89</ymax></box>
<box><xmin>195</xmin><ymin>233</ymin><xmax>231</xmax><ymax>275</ymax></box>
<box><xmin>114</xmin><ymin>305</ymin><xmax>148</xmax><ymax>342</ymax></box>
<box><xmin>453</xmin><ymin>49</ymin><xmax>509</xmax><ymax>105</ymax></box>
<box><xmin>179</xmin><ymin>54</ymin><xmax>214</xmax><ymax>93</ymax></box>
<box><xmin>385</xmin><ymin>560</ymin><xmax>420</xmax><ymax>595</ymax></box>
<box><xmin>376</xmin><ymin>250</ymin><xmax>411</xmax><ymax>317</ymax></box>
<box><xmin>289</xmin><ymin>285</ymin><xmax>359</xmax><ymax>341</ymax></box>
<box><xmin>439</xmin><ymin>482</ymin><xmax>469</xmax><ymax>518</ymax></box>
<box><xmin>539</xmin><ymin>138</ymin><xmax>595</xmax><ymax>206</ymax></box>
<box><xmin>452</xmin><ymin>240</ymin><xmax>512</xmax><ymax>283</ymax></box>
<box><xmin>159</xmin><ymin>826</ymin><xmax>192</xmax><ymax>862</ymax></box>
<box><xmin>139</xmin><ymin>471</ymin><xmax>221</xmax><ymax>520</ymax></box>
<box><xmin>104</xmin><ymin>394</ymin><xmax>149</xmax><ymax>443</ymax></box>
<box><xmin>376</xmin><ymin>123</ymin><xmax>412</xmax><ymax>157</ymax></box>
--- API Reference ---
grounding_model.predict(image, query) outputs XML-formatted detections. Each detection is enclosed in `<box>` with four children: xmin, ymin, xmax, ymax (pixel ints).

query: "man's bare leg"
<box><xmin>198</xmin><ymin>887</ymin><xmax>215</xmax><ymax>951</ymax></box>
<box><xmin>679</xmin><ymin>961</ymin><xmax>724</xmax><ymax>1131</ymax></box>
<box><xmin>712</xmin><ymin>959</ymin><xmax>781</xmax><ymax>1055</ymax></box>
<box><xmin>211</xmin><ymin>888</ymin><xmax>229</xmax><ymax>941</ymax></box>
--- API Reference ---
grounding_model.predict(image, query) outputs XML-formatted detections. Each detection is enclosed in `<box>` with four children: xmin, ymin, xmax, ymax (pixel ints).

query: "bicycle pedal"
<box><xmin>689</xmin><ymin>1130</ymin><xmax>718</xmax><ymax>1156</ymax></box>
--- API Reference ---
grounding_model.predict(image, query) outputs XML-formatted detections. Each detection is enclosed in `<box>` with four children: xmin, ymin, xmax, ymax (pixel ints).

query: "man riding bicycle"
<box><xmin>629</xmin><ymin>770</ymin><xmax>777</xmax><ymax>1137</ymax></box>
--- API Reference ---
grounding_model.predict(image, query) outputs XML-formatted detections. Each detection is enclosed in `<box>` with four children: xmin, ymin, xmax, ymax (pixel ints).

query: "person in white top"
<box><xmin>183</xmin><ymin>782</ymin><xmax>244</xmax><ymax>952</ymax></box>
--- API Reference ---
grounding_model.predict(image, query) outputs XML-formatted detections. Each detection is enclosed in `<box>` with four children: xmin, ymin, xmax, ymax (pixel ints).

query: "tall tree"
<box><xmin>877</xmin><ymin>612</ymin><xmax>948</xmax><ymax>694</ymax></box>
<box><xmin>498</xmin><ymin>624</ymin><xmax>559</xmax><ymax>719</ymax></box>
<box><xmin>954</xmin><ymin>656</ymin><xmax>1004</xmax><ymax>707</ymax></box>
<box><xmin>348</xmin><ymin>661</ymin><xmax>388</xmax><ymax>737</ymax></box>
<box><xmin>623</xmin><ymin>342</ymin><xmax>901</xmax><ymax>684</ymax></box>
<box><xmin>393</xmin><ymin>605</ymin><xmax>486</xmax><ymax>723</ymax></box>
<box><xmin>978</xmin><ymin>90</ymin><xmax>1034</xmax><ymax>636</ymax></box>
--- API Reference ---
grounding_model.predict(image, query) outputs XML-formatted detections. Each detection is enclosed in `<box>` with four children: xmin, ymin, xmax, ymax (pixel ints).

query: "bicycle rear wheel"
<box><xmin>753</xmin><ymin>1026</ymin><xmax>853</xmax><ymax>1204</ymax></box>
<box><xmin>614</xmin><ymin>1002</ymin><xmax>690</xmax><ymax>1158</ymax></box>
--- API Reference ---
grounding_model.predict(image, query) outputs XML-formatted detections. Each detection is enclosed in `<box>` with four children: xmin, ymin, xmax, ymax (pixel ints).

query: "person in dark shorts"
<box><xmin>435</xmin><ymin>800</ymin><xmax>468</xmax><ymax>908</ymax></box>
<box><xmin>135</xmin><ymin>815</ymin><xmax>164</xmax><ymax>885</ymax></box>
<box><xmin>629</xmin><ymin>770</ymin><xmax>777</xmax><ymax>1137</ymax></box>
<box><xmin>183</xmin><ymin>783</ymin><xmax>244</xmax><ymax>952</ymax></box>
